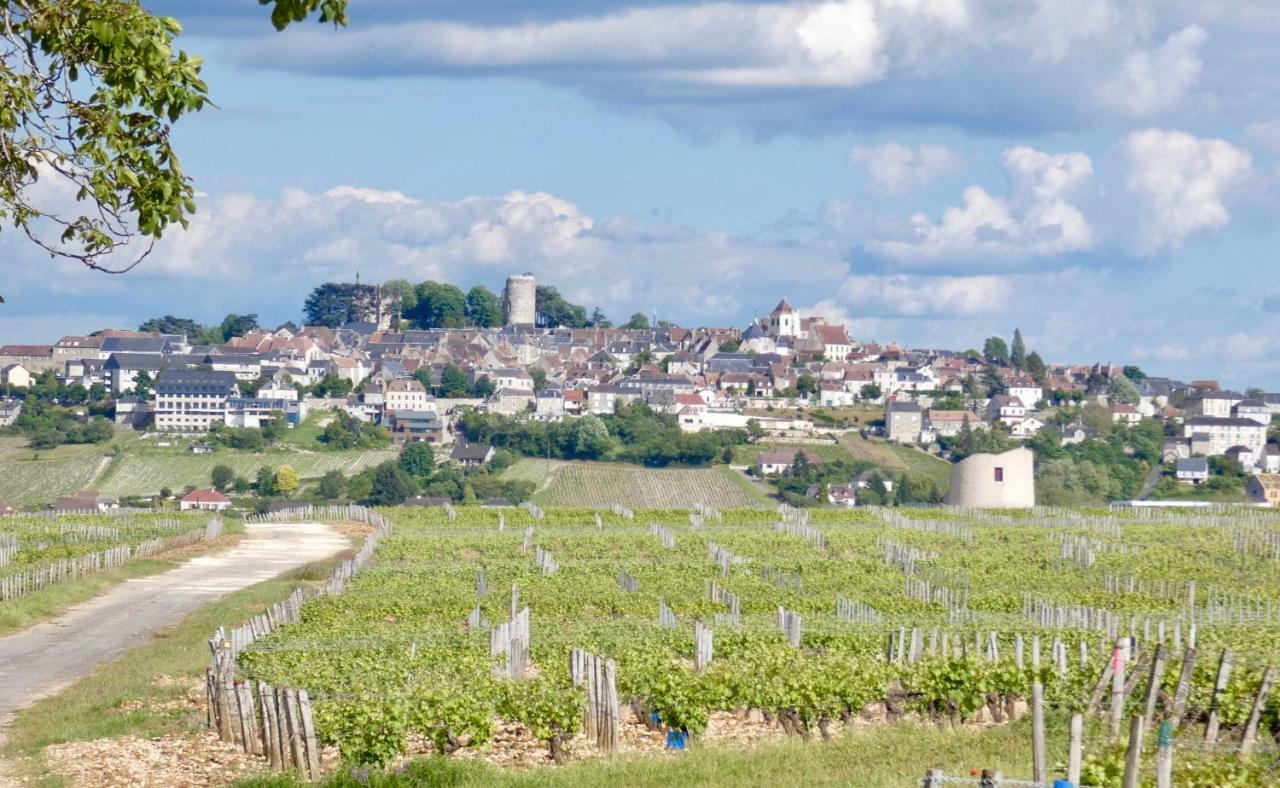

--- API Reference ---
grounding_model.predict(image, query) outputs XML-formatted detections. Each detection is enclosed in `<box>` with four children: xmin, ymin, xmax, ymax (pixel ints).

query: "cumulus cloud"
<box><xmin>1094</xmin><ymin>25</ymin><xmax>1208</xmax><ymax>118</ymax></box>
<box><xmin>848</xmin><ymin>142</ymin><xmax>962</xmax><ymax>197</ymax></box>
<box><xmin>831</xmin><ymin>273</ymin><xmax>1011</xmax><ymax>316</ymax></box>
<box><xmin>866</xmin><ymin>145</ymin><xmax>1095</xmax><ymax>265</ymax></box>
<box><xmin>1121</xmin><ymin>128</ymin><xmax>1252</xmax><ymax>255</ymax></box>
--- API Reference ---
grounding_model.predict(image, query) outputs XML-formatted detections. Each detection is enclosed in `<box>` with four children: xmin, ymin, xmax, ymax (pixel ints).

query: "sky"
<box><xmin>4</xmin><ymin>0</ymin><xmax>1280</xmax><ymax>388</ymax></box>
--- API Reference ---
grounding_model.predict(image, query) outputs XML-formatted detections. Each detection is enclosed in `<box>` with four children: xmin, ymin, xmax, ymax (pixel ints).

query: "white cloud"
<box><xmin>1095</xmin><ymin>25</ymin><xmax>1208</xmax><ymax>118</ymax></box>
<box><xmin>832</xmin><ymin>273</ymin><xmax>1012</xmax><ymax>316</ymax></box>
<box><xmin>867</xmin><ymin>145</ymin><xmax>1095</xmax><ymax>264</ymax></box>
<box><xmin>848</xmin><ymin>142</ymin><xmax>962</xmax><ymax>197</ymax></box>
<box><xmin>1244</xmin><ymin>119</ymin><xmax>1280</xmax><ymax>154</ymax></box>
<box><xmin>1121</xmin><ymin>128</ymin><xmax>1252</xmax><ymax>255</ymax></box>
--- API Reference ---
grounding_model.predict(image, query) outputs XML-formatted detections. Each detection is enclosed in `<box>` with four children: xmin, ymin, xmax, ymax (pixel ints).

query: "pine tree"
<box><xmin>1010</xmin><ymin>328</ymin><xmax>1026</xmax><ymax>372</ymax></box>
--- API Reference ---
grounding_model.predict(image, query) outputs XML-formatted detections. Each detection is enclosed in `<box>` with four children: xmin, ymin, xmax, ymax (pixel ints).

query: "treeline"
<box><xmin>137</xmin><ymin>313</ymin><xmax>262</xmax><ymax>344</ymax></box>
<box><xmin>457</xmin><ymin>403</ymin><xmax>751</xmax><ymax>467</ymax></box>
<box><xmin>303</xmin><ymin>279</ymin><xmax>619</xmax><ymax>331</ymax></box>
<box><xmin>770</xmin><ymin>452</ymin><xmax>945</xmax><ymax>508</ymax></box>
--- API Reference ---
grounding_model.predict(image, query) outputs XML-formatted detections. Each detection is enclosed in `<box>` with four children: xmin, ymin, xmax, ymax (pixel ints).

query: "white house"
<box><xmin>385</xmin><ymin>378</ymin><xmax>434</xmax><ymax>413</ymax></box>
<box><xmin>1182</xmin><ymin>417</ymin><xmax>1267</xmax><ymax>457</ymax></box>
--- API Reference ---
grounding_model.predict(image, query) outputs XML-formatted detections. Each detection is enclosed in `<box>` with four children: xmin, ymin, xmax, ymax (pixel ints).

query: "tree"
<box><xmin>399</xmin><ymin>442</ymin><xmax>436</xmax><ymax>477</ymax></box>
<box><xmin>410</xmin><ymin>281</ymin><xmax>467</xmax><ymax>328</ymax></box>
<box><xmin>983</xmin><ymin>336</ymin><xmax>1010</xmax><ymax>365</ymax></box>
<box><xmin>381</xmin><ymin>279</ymin><xmax>417</xmax><ymax>324</ymax></box>
<box><xmin>535</xmin><ymin>286</ymin><xmax>588</xmax><ymax>328</ymax></box>
<box><xmin>464</xmin><ymin>285</ymin><xmax>503</xmax><ymax>328</ymax></box>
<box><xmin>860</xmin><ymin>383</ymin><xmax>882</xmax><ymax>401</ymax></box>
<box><xmin>366</xmin><ymin>461</ymin><xmax>415</xmax><ymax>506</ymax></box>
<box><xmin>255</xmin><ymin>466</ymin><xmax>276</xmax><ymax>496</ymax></box>
<box><xmin>274</xmin><ymin>465</ymin><xmax>300</xmax><ymax>496</ymax></box>
<box><xmin>438</xmin><ymin>364</ymin><xmax>469</xmax><ymax>397</ymax></box>
<box><xmin>139</xmin><ymin>316</ymin><xmax>203</xmax><ymax>336</ymax></box>
<box><xmin>530</xmin><ymin>368</ymin><xmax>547</xmax><ymax>392</ymax></box>
<box><xmin>211</xmin><ymin>464</ymin><xmax>234</xmax><ymax>492</ymax></box>
<box><xmin>796</xmin><ymin>374</ymin><xmax>817</xmax><ymax>397</ymax></box>
<box><xmin>304</xmin><ymin>282</ymin><xmax>378</xmax><ymax>327</ymax></box>
<box><xmin>316</xmin><ymin>470</ymin><xmax>346</xmax><ymax>499</ymax></box>
<box><xmin>1109</xmin><ymin>374</ymin><xmax>1140</xmax><ymax>406</ymax></box>
<box><xmin>571</xmin><ymin>414</ymin><xmax>611</xmax><ymax>459</ymax></box>
<box><xmin>588</xmin><ymin>308</ymin><xmax>613</xmax><ymax>328</ymax></box>
<box><xmin>1025</xmin><ymin>351</ymin><xmax>1047</xmax><ymax>385</ymax></box>
<box><xmin>718</xmin><ymin>339</ymin><xmax>741</xmax><ymax>353</ymax></box>
<box><xmin>132</xmin><ymin>370</ymin><xmax>154</xmax><ymax>398</ymax></box>
<box><xmin>1010</xmin><ymin>329</ymin><xmax>1026</xmax><ymax>372</ymax></box>
<box><xmin>218</xmin><ymin>313</ymin><xmax>259</xmax><ymax>342</ymax></box>
<box><xmin>1081</xmin><ymin>402</ymin><xmax>1113</xmax><ymax>437</ymax></box>
<box><xmin>623</xmin><ymin>312</ymin><xmax>651</xmax><ymax>330</ymax></box>
<box><xmin>472</xmin><ymin>375</ymin><xmax>495</xmax><ymax>399</ymax></box>
<box><xmin>1122</xmin><ymin>365</ymin><xmax>1147</xmax><ymax>382</ymax></box>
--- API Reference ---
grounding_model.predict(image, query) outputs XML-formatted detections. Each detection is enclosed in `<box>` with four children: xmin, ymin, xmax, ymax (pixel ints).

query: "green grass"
<box><xmin>728</xmin><ymin>441</ymin><xmax>853</xmax><ymax>466</ymax></box>
<box><xmin>836</xmin><ymin>433</ymin><xmax>951</xmax><ymax>492</ymax></box>
<box><xmin>0</xmin><ymin>437</ymin><xmax>114</xmax><ymax>505</ymax></box>
<box><xmin>241</xmin><ymin>715</ymin><xmax>1074</xmax><ymax>788</ymax></box>
<box><xmin>508</xmin><ymin>460</ymin><xmax>771</xmax><ymax>509</ymax></box>
<box><xmin>4</xmin><ymin>552</ymin><xmax>351</xmax><ymax>767</ymax></box>
<box><xmin>1148</xmin><ymin>476</ymin><xmax>1251</xmax><ymax>503</ymax></box>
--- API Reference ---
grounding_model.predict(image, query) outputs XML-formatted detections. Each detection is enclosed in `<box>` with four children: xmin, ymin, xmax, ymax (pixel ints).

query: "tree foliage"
<box><xmin>982</xmin><ymin>336</ymin><xmax>1009</xmax><ymax>365</ymax></box>
<box><xmin>409</xmin><ymin>281</ymin><xmax>467</xmax><ymax>328</ymax></box>
<box><xmin>1010</xmin><ymin>328</ymin><xmax>1026</xmax><ymax>372</ymax></box>
<box><xmin>465</xmin><ymin>285</ymin><xmax>502</xmax><ymax>328</ymax></box>
<box><xmin>304</xmin><ymin>282</ymin><xmax>379</xmax><ymax>328</ymax></box>
<box><xmin>535</xmin><ymin>285</ymin><xmax>588</xmax><ymax>328</ymax></box>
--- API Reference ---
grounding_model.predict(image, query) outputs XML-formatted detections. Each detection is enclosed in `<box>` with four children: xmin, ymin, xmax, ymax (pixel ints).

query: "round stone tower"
<box><xmin>503</xmin><ymin>274</ymin><xmax>537</xmax><ymax>327</ymax></box>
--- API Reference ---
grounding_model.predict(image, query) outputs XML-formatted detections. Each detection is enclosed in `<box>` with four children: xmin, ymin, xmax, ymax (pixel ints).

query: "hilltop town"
<box><xmin>2</xmin><ymin>274</ymin><xmax>1279</xmax><ymax>512</ymax></box>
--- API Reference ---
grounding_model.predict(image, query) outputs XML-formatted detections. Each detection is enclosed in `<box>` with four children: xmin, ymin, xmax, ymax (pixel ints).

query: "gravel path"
<box><xmin>0</xmin><ymin>523</ymin><xmax>348</xmax><ymax>726</ymax></box>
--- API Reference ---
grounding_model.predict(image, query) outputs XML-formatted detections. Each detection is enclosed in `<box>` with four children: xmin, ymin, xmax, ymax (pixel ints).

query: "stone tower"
<box><xmin>503</xmin><ymin>274</ymin><xmax>537</xmax><ymax>327</ymax></box>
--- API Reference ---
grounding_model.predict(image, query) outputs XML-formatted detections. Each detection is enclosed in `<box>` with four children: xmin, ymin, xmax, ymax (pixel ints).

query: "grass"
<box><xmin>4</xmin><ymin>552</ymin><xmax>352</xmax><ymax>768</ymax></box>
<box><xmin>509</xmin><ymin>460</ymin><xmax>772</xmax><ymax>509</ymax></box>
<box><xmin>0</xmin><ymin>437</ymin><xmax>113</xmax><ymax>505</ymax></box>
<box><xmin>240</xmin><ymin>715</ymin><xmax>1075</xmax><ymax>788</ymax></box>
<box><xmin>0</xmin><ymin>521</ymin><xmax>245</xmax><ymax>638</ymax></box>
<box><xmin>836</xmin><ymin>433</ymin><xmax>952</xmax><ymax>492</ymax></box>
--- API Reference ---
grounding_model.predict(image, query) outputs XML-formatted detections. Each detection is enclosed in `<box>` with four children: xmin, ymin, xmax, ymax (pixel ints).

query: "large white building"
<box><xmin>1182</xmin><ymin>416</ymin><xmax>1267</xmax><ymax>457</ymax></box>
<box><xmin>385</xmin><ymin>378</ymin><xmax>434</xmax><ymax>413</ymax></box>
<box><xmin>153</xmin><ymin>370</ymin><xmax>238</xmax><ymax>433</ymax></box>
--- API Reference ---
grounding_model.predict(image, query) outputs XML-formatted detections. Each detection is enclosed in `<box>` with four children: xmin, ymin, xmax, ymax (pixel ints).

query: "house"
<box><xmin>534</xmin><ymin>390</ymin><xmax>565</xmax><ymax>421</ymax></box>
<box><xmin>1007</xmin><ymin>377</ymin><xmax>1044</xmax><ymax>409</ymax></box>
<box><xmin>1263</xmin><ymin>445</ymin><xmax>1280</xmax><ymax>474</ymax></box>
<box><xmin>588</xmin><ymin>385</ymin><xmax>639</xmax><ymax>415</ymax></box>
<box><xmin>1008</xmin><ymin>416</ymin><xmax>1045</xmax><ymax>438</ymax></box>
<box><xmin>1111</xmin><ymin>404</ymin><xmax>1142</xmax><ymax>425</ymax></box>
<box><xmin>885</xmin><ymin>400</ymin><xmax>923</xmax><ymax>444</ymax></box>
<box><xmin>1161</xmin><ymin>437</ymin><xmax>1191</xmax><ymax>462</ymax></box>
<box><xmin>1231</xmin><ymin>399</ymin><xmax>1271</xmax><ymax>427</ymax></box>
<box><xmin>943</xmin><ymin>447</ymin><xmax>1035</xmax><ymax>509</ymax></box>
<box><xmin>179</xmin><ymin>488</ymin><xmax>232</xmax><ymax>511</ymax></box>
<box><xmin>1247</xmin><ymin>474</ymin><xmax>1280</xmax><ymax>507</ymax></box>
<box><xmin>811</xmin><ymin>323</ymin><xmax>854</xmax><ymax>362</ymax></box>
<box><xmin>1184</xmin><ymin>391</ymin><xmax>1244</xmax><ymax>419</ymax></box>
<box><xmin>1182</xmin><ymin>417</ymin><xmax>1267</xmax><ymax>457</ymax></box>
<box><xmin>926</xmin><ymin>410</ymin><xmax>985</xmax><ymax>438</ymax></box>
<box><xmin>104</xmin><ymin>352</ymin><xmax>167</xmax><ymax>393</ymax></box>
<box><xmin>1224</xmin><ymin>445</ymin><xmax>1256</xmax><ymax>470</ymax></box>
<box><xmin>1175</xmin><ymin>457</ymin><xmax>1209</xmax><ymax>485</ymax></box>
<box><xmin>562</xmin><ymin>388</ymin><xmax>586</xmax><ymax>414</ymax></box>
<box><xmin>225</xmin><ymin>395</ymin><xmax>306</xmax><ymax>428</ymax></box>
<box><xmin>388</xmin><ymin>410</ymin><xmax>447</xmax><ymax>443</ymax></box>
<box><xmin>986</xmin><ymin>395</ymin><xmax>1027</xmax><ymax>422</ymax></box>
<box><xmin>52</xmin><ymin>491</ymin><xmax>117</xmax><ymax>513</ymax></box>
<box><xmin>1</xmin><ymin>364</ymin><xmax>32</xmax><ymax>389</ymax></box>
<box><xmin>490</xmin><ymin>368</ymin><xmax>535</xmax><ymax>391</ymax></box>
<box><xmin>1061</xmin><ymin>425</ymin><xmax>1100</xmax><ymax>446</ymax></box>
<box><xmin>488</xmin><ymin>387</ymin><xmax>535</xmax><ymax>416</ymax></box>
<box><xmin>0</xmin><ymin>344</ymin><xmax>56</xmax><ymax>372</ymax></box>
<box><xmin>756</xmin><ymin>448</ymin><xmax>822</xmax><ymax>476</ymax></box>
<box><xmin>153</xmin><ymin>369</ymin><xmax>239</xmax><ymax>433</ymax></box>
<box><xmin>450</xmin><ymin>443</ymin><xmax>495</xmax><ymax>467</ymax></box>
<box><xmin>385</xmin><ymin>378</ymin><xmax>433</xmax><ymax>413</ymax></box>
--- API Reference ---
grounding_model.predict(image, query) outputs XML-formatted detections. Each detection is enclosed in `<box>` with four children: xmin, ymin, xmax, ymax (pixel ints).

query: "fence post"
<box><xmin>923</xmin><ymin>769</ymin><xmax>943</xmax><ymax>788</ymax></box>
<box><xmin>1142</xmin><ymin>643</ymin><xmax>1166</xmax><ymax>730</ymax></box>
<box><xmin>298</xmin><ymin>689</ymin><xmax>322</xmax><ymax>779</ymax></box>
<box><xmin>1204</xmin><ymin>649</ymin><xmax>1234</xmax><ymax>744</ymax></box>
<box><xmin>1068</xmin><ymin>713</ymin><xmax>1084</xmax><ymax>787</ymax></box>
<box><xmin>1169</xmin><ymin>647</ymin><xmax>1196</xmax><ymax>728</ymax></box>
<box><xmin>1238</xmin><ymin>664</ymin><xmax>1276</xmax><ymax>757</ymax></box>
<box><xmin>1109</xmin><ymin>638</ymin><xmax>1126</xmax><ymax>739</ymax></box>
<box><xmin>1031</xmin><ymin>683</ymin><xmax>1046</xmax><ymax>784</ymax></box>
<box><xmin>1121</xmin><ymin>715</ymin><xmax>1144</xmax><ymax>788</ymax></box>
<box><xmin>1155</xmin><ymin>720</ymin><xmax>1174</xmax><ymax>788</ymax></box>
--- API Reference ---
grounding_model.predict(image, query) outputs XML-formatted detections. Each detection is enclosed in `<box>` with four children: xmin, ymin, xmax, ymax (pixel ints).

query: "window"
<box><xmin>994</xmin><ymin>467</ymin><xmax>1004</xmax><ymax>482</ymax></box>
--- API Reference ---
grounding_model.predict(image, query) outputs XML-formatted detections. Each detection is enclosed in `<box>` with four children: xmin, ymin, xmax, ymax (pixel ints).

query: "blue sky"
<box><xmin>4</xmin><ymin>1</ymin><xmax>1280</xmax><ymax>388</ymax></box>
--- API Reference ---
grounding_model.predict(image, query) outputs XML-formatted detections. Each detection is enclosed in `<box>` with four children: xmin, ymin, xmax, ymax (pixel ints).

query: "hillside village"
<box><xmin>3</xmin><ymin>275</ymin><xmax>1280</xmax><ymax>510</ymax></box>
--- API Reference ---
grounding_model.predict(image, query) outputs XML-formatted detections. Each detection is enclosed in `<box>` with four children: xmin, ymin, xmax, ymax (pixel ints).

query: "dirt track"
<box><xmin>0</xmin><ymin>523</ymin><xmax>348</xmax><ymax>726</ymax></box>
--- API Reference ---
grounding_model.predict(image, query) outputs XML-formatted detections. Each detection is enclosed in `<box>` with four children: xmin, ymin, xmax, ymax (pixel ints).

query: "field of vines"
<box><xmin>96</xmin><ymin>449</ymin><xmax>397</xmax><ymax>498</ymax></box>
<box><xmin>234</xmin><ymin>505</ymin><xmax>1280</xmax><ymax>784</ymax></box>
<box><xmin>0</xmin><ymin>438</ymin><xmax>110</xmax><ymax>505</ymax></box>
<box><xmin>0</xmin><ymin>511</ymin><xmax>211</xmax><ymax>575</ymax></box>
<box><xmin>511</xmin><ymin>460</ymin><xmax>770</xmax><ymax>509</ymax></box>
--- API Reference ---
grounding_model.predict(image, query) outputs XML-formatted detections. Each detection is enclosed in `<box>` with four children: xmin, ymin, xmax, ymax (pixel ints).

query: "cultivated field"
<box><xmin>729</xmin><ymin>440</ymin><xmax>854</xmax><ymax>466</ymax></box>
<box><xmin>232</xmin><ymin>505</ymin><xmax>1280</xmax><ymax>783</ymax></box>
<box><xmin>0</xmin><ymin>438</ymin><xmax>111</xmax><ymax>506</ymax></box>
<box><xmin>95</xmin><ymin>448</ymin><xmax>397</xmax><ymax>498</ymax></box>
<box><xmin>836</xmin><ymin>433</ymin><xmax>952</xmax><ymax>491</ymax></box>
<box><xmin>504</xmin><ymin>459</ymin><xmax>770</xmax><ymax>509</ymax></box>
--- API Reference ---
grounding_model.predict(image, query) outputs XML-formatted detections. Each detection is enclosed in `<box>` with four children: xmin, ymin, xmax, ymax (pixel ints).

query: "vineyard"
<box><xmin>0</xmin><ymin>438</ymin><xmax>110</xmax><ymax>506</ymax></box>
<box><xmin>0</xmin><ymin>511</ymin><xmax>219</xmax><ymax>600</ymax></box>
<box><xmin>215</xmin><ymin>504</ymin><xmax>1280</xmax><ymax>783</ymax></box>
<box><xmin>95</xmin><ymin>448</ymin><xmax>397</xmax><ymax>498</ymax></box>
<box><xmin>503</xmin><ymin>460</ymin><xmax>770</xmax><ymax>509</ymax></box>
